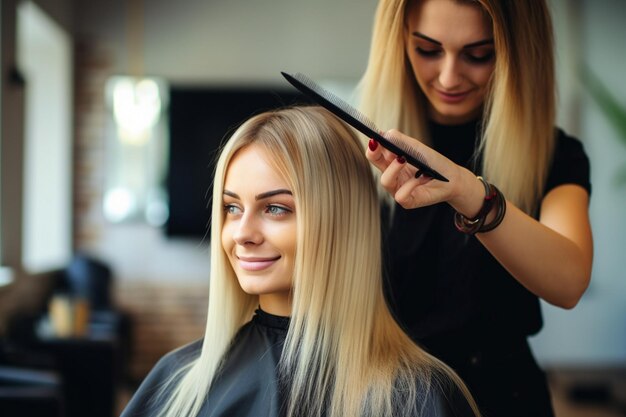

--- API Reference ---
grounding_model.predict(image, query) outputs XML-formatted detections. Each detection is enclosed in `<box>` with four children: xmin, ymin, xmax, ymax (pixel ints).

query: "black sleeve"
<box><xmin>545</xmin><ymin>129</ymin><xmax>591</xmax><ymax>196</ymax></box>
<box><xmin>119</xmin><ymin>340</ymin><xmax>202</xmax><ymax>417</ymax></box>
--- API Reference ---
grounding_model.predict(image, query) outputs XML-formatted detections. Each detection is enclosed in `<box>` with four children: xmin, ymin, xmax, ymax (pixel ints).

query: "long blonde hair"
<box><xmin>157</xmin><ymin>106</ymin><xmax>480</xmax><ymax>417</ymax></box>
<box><xmin>359</xmin><ymin>0</ymin><xmax>556</xmax><ymax>214</ymax></box>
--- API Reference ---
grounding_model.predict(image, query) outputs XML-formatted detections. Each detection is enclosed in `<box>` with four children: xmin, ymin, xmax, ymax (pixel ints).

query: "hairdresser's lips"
<box><xmin>435</xmin><ymin>88</ymin><xmax>472</xmax><ymax>104</ymax></box>
<box><xmin>237</xmin><ymin>255</ymin><xmax>281</xmax><ymax>271</ymax></box>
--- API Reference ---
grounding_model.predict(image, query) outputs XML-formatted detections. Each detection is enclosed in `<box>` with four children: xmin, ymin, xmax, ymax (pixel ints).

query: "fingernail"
<box><xmin>396</xmin><ymin>155</ymin><xmax>406</xmax><ymax>164</ymax></box>
<box><xmin>368</xmin><ymin>139</ymin><xmax>378</xmax><ymax>151</ymax></box>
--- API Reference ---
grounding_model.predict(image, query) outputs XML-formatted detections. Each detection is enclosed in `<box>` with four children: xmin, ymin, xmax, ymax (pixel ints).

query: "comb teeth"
<box><xmin>384</xmin><ymin>132</ymin><xmax>429</xmax><ymax>165</ymax></box>
<box><xmin>284</xmin><ymin>71</ymin><xmax>449</xmax><ymax>182</ymax></box>
<box><xmin>292</xmin><ymin>73</ymin><xmax>379</xmax><ymax>133</ymax></box>
<box><xmin>294</xmin><ymin>73</ymin><xmax>430</xmax><ymax>169</ymax></box>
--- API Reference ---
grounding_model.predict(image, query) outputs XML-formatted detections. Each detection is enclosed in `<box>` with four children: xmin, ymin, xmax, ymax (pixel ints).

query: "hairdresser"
<box><xmin>359</xmin><ymin>1</ymin><xmax>593</xmax><ymax>416</ymax></box>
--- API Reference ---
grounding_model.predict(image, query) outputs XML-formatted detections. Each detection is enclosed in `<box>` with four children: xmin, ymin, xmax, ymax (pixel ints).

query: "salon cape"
<box><xmin>120</xmin><ymin>309</ymin><xmax>474</xmax><ymax>417</ymax></box>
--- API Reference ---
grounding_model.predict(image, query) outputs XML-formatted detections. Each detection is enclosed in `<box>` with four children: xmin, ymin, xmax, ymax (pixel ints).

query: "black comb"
<box><xmin>281</xmin><ymin>71</ymin><xmax>448</xmax><ymax>182</ymax></box>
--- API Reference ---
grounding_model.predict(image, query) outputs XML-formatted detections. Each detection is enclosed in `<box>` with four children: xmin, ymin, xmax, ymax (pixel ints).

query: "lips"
<box><xmin>435</xmin><ymin>89</ymin><xmax>470</xmax><ymax>103</ymax></box>
<box><xmin>237</xmin><ymin>255</ymin><xmax>281</xmax><ymax>271</ymax></box>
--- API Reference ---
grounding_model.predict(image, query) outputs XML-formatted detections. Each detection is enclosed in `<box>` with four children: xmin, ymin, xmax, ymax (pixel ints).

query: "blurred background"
<box><xmin>0</xmin><ymin>0</ymin><xmax>624</xmax><ymax>416</ymax></box>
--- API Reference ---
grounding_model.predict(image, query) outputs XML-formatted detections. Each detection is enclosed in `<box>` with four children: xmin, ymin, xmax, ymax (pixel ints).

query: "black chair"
<box><xmin>0</xmin><ymin>365</ymin><xmax>64</xmax><ymax>417</ymax></box>
<box><xmin>64</xmin><ymin>254</ymin><xmax>113</xmax><ymax>311</ymax></box>
<box><xmin>2</xmin><ymin>253</ymin><xmax>132</xmax><ymax>417</ymax></box>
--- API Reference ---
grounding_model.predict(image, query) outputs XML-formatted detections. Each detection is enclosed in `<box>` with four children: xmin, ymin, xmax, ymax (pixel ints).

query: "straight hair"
<box><xmin>154</xmin><ymin>106</ymin><xmax>480</xmax><ymax>417</ymax></box>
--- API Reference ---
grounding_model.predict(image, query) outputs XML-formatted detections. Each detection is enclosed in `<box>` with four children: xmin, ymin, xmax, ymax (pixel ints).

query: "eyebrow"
<box><xmin>223</xmin><ymin>189</ymin><xmax>293</xmax><ymax>200</ymax></box>
<box><xmin>411</xmin><ymin>32</ymin><xmax>494</xmax><ymax>49</ymax></box>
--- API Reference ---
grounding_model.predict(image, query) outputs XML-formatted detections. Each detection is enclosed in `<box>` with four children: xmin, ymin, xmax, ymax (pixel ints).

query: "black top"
<box><xmin>120</xmin><ymin>309</ymin><xmax>475</xmax><ymax>417</ymax></box>
<box><xmin>384</xmin><ymin>119</ymin><xmax>591</xmax><ymax>345</ymax></box>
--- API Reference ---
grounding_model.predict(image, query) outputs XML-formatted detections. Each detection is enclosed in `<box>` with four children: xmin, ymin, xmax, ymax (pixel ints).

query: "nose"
<box><xmin>233</xmin><ymin>213</ymin><xmax>263</xmax><ymax>245</ymax></box>
<box><xmin>438</xmin><ymin>55</ymin><xmax>463</xmax><ymax>90</ymax></box>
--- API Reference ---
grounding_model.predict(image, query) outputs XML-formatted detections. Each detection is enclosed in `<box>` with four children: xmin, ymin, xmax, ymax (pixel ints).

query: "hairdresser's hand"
<box><xmin>366</xmin><ymin>129</ymin><xmax>484</xmax><ymax>216</ymax></box>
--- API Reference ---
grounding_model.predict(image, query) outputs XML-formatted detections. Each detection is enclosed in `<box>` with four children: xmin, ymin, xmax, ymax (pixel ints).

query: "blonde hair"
<box><xmin>359</xmin><ymin>0</ymin><xmax>556</xmax><ymax>214</ymax></box>
<box><xmin>156</xmin><ymin>106</ymin><xmax>479</xmax><ymax>417</ymax></box>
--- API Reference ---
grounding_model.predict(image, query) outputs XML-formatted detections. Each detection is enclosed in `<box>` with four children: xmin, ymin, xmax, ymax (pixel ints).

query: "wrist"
<box><xmin>449</xmin><ymin>169</ymin><xmax>487</xmax><ymax>218</ymax></box>
<box><xmin>453</xmin><ymin>177</ymin><xmax>506</xmax><ymax>235</ymax></box>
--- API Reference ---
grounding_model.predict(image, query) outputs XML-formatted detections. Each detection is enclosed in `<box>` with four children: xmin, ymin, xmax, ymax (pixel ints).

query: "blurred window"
<box><xmin>17</xmin><ymin>1</ymin><xmax>72</xmax><ymax>273</ymax></box>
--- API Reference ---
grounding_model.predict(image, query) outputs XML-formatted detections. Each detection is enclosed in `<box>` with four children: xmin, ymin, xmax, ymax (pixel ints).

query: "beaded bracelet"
<box><xmin>453</xmin><ymin>177</ymin><xmax>495</xmax><ymax>234</ymax></box>
<box><xmin>478</xmin><ymin>186</ymin><xmax>506</xmax><ymax>233</ymax></box>
<box><xmin>454</xmin><ymin>176</ymin><xmax>505</xmax><ymax>235</ymax></box>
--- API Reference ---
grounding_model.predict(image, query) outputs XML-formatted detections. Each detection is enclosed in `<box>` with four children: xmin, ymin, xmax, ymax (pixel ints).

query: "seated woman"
<box><xmin>120</xmin><ymin>106</ymin><xmax>480</xmax><ymax>417</ymax></box>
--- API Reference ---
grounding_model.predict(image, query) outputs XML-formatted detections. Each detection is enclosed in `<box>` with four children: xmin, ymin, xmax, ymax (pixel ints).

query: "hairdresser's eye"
<box><xmin>224</xmin><ymin>204</ymin><xmax>242</xmax><ymax>215</ymax></box>
<box><xmin>416</xmin><ymin>47</ymin><xmax>441</xmax><ymax>58</ymax></box>
<box><xmin>465</xmin><ymin>51</ymin><xmax>494</xmax><ymax>64</ymax></box>
<box><xmin>265</xmin><ymin>205</ymin><xmax>291</xmax><ymax>217</ymax></box>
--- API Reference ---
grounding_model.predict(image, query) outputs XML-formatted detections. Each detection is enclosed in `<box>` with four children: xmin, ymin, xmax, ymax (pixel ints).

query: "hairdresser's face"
<box><xmin>222</xmin><ymin>144</ymin><xmax>296</xmax><ymax>316</ymax></box>
<box><xmin>405</xmin><ymin>0</ymin><xmax>495</xmax><ymax>125</ymax></box>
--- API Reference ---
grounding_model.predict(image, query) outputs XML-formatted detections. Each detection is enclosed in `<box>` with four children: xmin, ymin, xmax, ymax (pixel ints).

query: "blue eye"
<box><xmin>266</xmin><ymin>205</ymin><xmax>291</xmax><ymax>216</ymax></box>
<box><xmin>224</xmin><ymin>204</ymin><xmax>242</xmax><ymax>215</ymax></box>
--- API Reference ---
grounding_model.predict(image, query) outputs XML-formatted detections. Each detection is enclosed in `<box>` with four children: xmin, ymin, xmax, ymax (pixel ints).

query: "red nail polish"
<box><xmin>396</xmin><ymin>155</ymin><xmax>406</xmax><ymax>164</ymax></box>
<box><xmin>368</xmin><ymin>139</ymin><xmax>378</xmax><ymax>151</ymax></box>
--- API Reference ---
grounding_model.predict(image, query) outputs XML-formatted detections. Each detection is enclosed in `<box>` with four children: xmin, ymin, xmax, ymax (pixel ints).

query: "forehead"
<box><xmin>406</xmin><ymin>0</ymin><xmax>492</xmax><ymax>43</ymax></box>
<box><xmin>223</xmin><ymin>144</ymin><xmax>290</xmax><ymax>192</ymax></box>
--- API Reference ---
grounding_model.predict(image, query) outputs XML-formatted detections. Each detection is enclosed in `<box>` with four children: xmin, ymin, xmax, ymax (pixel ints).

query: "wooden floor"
<box><xmin>548</xmin><ymin>366</ymin><xmax>626</xmax><ymax>417</ymax></box>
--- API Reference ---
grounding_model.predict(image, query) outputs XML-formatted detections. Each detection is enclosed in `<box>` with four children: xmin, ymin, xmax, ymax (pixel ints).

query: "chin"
<box><xmin>434</xmin><ymin>105</ymin><xmax>481</xmax><ymax>124</ymax></box>
<box><xmin>235</xmin><ymin>277</ymin><xmax>259</xmax><ymax>295</ymax></box>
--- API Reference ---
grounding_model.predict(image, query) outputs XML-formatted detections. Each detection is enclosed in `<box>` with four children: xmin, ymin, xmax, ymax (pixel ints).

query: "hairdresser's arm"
<box><xmin>475</xmin><ymin>185</ymin><xmax>592</xmax><ymax>309</ymax></box>
<box><xmin>366</xmin><ymin>130</ymin><xmax>593</xmax><ymax>309</ymax></box>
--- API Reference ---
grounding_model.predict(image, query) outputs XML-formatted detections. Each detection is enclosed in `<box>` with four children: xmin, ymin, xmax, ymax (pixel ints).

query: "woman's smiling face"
<box><xmin>221</xmin><ymin>144</ymin><xmax>296</xmax><ymax>316</ymax></box>
<box><xmin>405</xmin><ymin>0</ymin><xmax>495</xmax><ymax>124</ymax></box>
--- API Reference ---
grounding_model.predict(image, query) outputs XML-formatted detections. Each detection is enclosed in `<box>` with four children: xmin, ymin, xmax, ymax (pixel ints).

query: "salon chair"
<box><xmin>0</xmin><ymin>363</ymin><xmax>63</xmax><ymax>417</ymax></box>
<box><xmin>2</xmin><ymin>253</ymin><xmax>132</xmax><ymax>417</ymax></box>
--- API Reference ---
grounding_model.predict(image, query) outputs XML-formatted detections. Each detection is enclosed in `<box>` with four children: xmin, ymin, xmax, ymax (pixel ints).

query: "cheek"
<box><xmin>279</xmin><ymin>226</ymin><xmax>297</xmax><ymax>259</ymax></box>
<box><xmin>408</xmin><ymin>57</ymin><xmax>435</xmax><ymax>87</ymax></box>
<box><xmin>221</xmin><ymin>223</ymin><xmax>234</xmax><ymax>255</ymax></box>
<box><xmin>405</xmin><ymin>46</ymin><xmax>420</xmax><ymax>80</ymax></box>
<box><xmin>473</xmin><ymin>65</ymin><xmax>495</xmax><ymax>88</ymax></box>
<box><xmin>277</xmin><ymin>224</ymin><xmax>297</xmax><ymax>273</ymax></box>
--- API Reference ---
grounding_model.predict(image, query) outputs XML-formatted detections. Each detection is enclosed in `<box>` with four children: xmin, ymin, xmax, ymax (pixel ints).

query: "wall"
<box><xmin>31</xmin><ymin>0</ymin><xmax>73</xmax><ymax>32</ymax></box>
<box><xmin>75</xmin><ymin>0</ymin><xmax>379</xmax><ymax>84</ymax></box>
<box><xmin>0</xmin><ymin>0</ymin><xmax>28</xmax><ymax>331</ymax></box>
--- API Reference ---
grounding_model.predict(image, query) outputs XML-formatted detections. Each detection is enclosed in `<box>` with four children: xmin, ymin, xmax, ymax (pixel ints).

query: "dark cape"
<box><xmin>120</xmin><ymin>309</ymin><xmax>475</xmax><ymax>417</ymax></box>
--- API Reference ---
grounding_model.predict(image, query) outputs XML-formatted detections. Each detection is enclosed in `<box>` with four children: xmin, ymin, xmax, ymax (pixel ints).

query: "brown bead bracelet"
<box><xmin>478</xmin><ymin>185</ymin><xmax>506</xmax><ymax>233</ymax></box>
<box><xmin>454</xmin><ymin>176</ymin><xmax>506</xmax><ymax>235</ymax></box>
